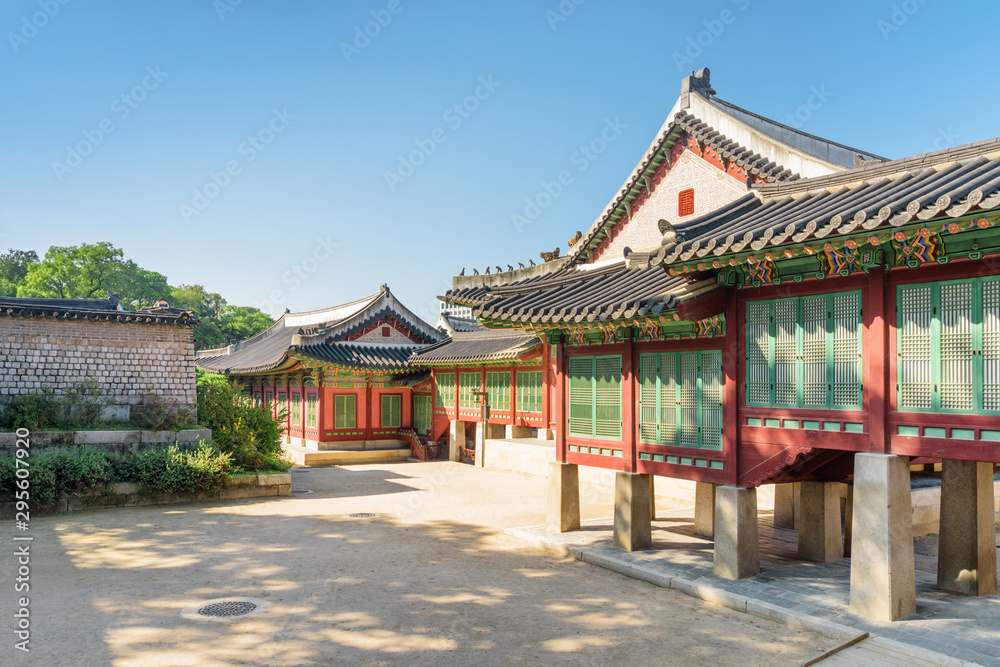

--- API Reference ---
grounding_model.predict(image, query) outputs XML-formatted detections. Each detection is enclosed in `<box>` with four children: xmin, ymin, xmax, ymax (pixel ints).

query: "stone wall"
<box><xmin>0</xmin><ymin>318</ymin><xmax>196</xmax><ymax>408</ymax></box>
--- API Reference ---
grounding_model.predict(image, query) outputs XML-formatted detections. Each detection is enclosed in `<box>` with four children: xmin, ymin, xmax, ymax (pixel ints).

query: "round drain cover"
<box><xmin>291</xmin><ymin>489</ymin><xmax>312</xmax><ymax>495</ymax></box>
<box><xmin>350</xmin><ymin>512</ymin><xmax>375</xmax><ymax>518</ymax></box>
<box><xmin>197</xmin><ymin>601</ymin><xmax>257</xmax><ymax>618</ymax></box>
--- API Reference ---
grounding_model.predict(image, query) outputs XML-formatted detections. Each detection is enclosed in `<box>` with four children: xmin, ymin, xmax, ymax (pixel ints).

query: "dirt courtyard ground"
<box><xmin>5</xmin><ymin>462</ymin><xmax>842</xmax><ymax>666</ymax></box>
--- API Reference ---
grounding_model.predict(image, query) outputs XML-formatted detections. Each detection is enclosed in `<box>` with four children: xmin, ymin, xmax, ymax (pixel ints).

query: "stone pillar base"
<box><xmin>713</xmin><ymin>486</ymin><xmax>760</xmax><ymax>579</ymax></box>
<box><xmin>798</xmin><ymin>481</ymin><xmax>844</xmax><ymax>562</ymax></box>
<box><xmin>938</xmin><ymin>459</ymin><xmax>998</xmax><ymax>596</ymax></box>
<box><xmin>613</xmin><ymin>472</ymin><xmax>652</xmax><ymax>551</ymax></box>
<box><xmin>849</xmin><ymin>453</ymin><xmax>916</xmax><ymax>621</ymax></box>
<box><xmin>694</xmin><ymin>482</ymin><xmax>716</xmax><ymax>537</ymax></box>
<box><xmin>547</xmin><ymin>462</ymin><xmax>580</xmax><ymax>533</ymax></box>
<box><xmin>448</xmin><ymin>420</ymin><xmax>466</xmax><ymax>462</ymax></box>
<box><xmin>505</xmin><ymin>424</ymin><xmax>532</xmax><ymax>439</ymax></box>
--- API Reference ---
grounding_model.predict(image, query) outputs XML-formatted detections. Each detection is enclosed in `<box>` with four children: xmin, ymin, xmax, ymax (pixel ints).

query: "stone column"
<box><xmin>713</xmin><ymin>486</ymin><xmax>760</xmax><ymax>579</ymax></box>
<box><xmin>547</xmin><ymin>462</ymin><xmax>580</xmax><ymax>533</ymax></box>
<box><xmin>505</xmin><ymin>424</ymin><xmax>532</xmax><ymax>439</ymax></box>
<box><xmin>448</xmin><ymin>420</ymin><xmax>465</xmax><ymax>462</ymax></box>
<box><xmin>843</xmin><ymin>483</ymin><xmax>853</xmax><ymax>558</ymax></box>
<box><xmin>613</xmin><ymin>472</ymin><xmax>652</xmax><ymax>551</ymax></box>
<box><xmin>849</xmin><ymin>453</ymin><xmax>915</xmax><ymax>621</ymax></box>
<box><xmin>773</xmin><ymin>483</ymin><xmax>795</xmax><ymax>528</ymax></box>
<box><xmin>694</xmin><ymin>482</ymin><xmax>716</xmax><ymax>538</ymax></box>
<box><xmin>798</xmin><ymin>482</ymin><xmax>844</xmax><ymax>562</ymax></box>
<box><xmin>937</xmin><ymin>459</ymin><xmax>998</xmax><ymax>596</ymax></box>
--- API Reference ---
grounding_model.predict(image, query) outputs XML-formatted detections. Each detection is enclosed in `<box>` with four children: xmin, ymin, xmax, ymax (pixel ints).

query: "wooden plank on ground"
<box><xmin>804</xmin><ymin>636</ymin><xmax>957</xmax><ymax>666</ymax></box>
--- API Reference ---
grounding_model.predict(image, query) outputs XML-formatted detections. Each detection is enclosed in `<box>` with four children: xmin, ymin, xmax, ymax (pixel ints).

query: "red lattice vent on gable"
<box><xmin>382</xmin><ymin>326</ymin><xmax>391</xmax><ymax>337</ymax></box>
<box><xmin>678</xmin><ymin>188</ymin><xmax>695</xmax><ymax>217</ymax></box>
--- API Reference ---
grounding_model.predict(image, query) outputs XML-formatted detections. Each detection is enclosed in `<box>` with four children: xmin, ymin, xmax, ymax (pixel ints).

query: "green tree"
<box><xmin>19</xmin><ymin>242</ymin><xmax>168</xmax><ymax>310</ymax></box>
<box><xmin>0</xmin><ymin>249</ymin><xmax>38</xmax><ymax>296</ymax></box>
<box><xmin>220</xmin><ymin>305</ymin><xmax>274</xmax><ymax>344</ymax></box>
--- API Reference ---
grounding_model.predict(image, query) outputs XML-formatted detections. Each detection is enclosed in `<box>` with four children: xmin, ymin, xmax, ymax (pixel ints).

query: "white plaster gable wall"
<box><xmin>599</xmin><ymin>151</ymin><xmax>747</xmax><ymax>261</ymax></box>
<box><xmin>355</xmin><ymin>323</ymin><xmax>417</xmax><ymax>344</ymax></box>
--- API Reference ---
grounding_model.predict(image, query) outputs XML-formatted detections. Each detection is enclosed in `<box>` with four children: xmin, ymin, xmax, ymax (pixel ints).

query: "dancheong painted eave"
<box><xmin>662</xmin><ymin>136</ymin><xmax>1000</xmax><ymax>273</ymax></box>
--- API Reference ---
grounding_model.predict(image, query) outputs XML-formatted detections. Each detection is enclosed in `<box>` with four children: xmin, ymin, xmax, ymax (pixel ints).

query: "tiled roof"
<box><xmin>195</xmin><ymin>286</ymin><xmax>441</xmax><ymax>375</ymax></box>
<box><xmin>0</xmin><ymin>296</ymin><xmax>198</xmax><ymax>327</ymax></box>
<box><xmin>673</xmin><ymin>111</ymin><xmax>797</xmax><ymax>183</ymax></box>
<box><xmin>446</xmin><ymin>259</ymin><xmax>715</xmax><ymax>326</ymax></box>
<box><xmin>664</xmin><ymin>137</ymin><xmax>1000</xmax><ymax>264</ymax></box>
<box><xmin>292</xmin><ymin>342</ymin><xmax>419</xmax><ymax>371</ymax></box>
<box><xmin>410</xmin><ymin>329</ymin><xmax>541</xmax><ymax>366</ymax></box>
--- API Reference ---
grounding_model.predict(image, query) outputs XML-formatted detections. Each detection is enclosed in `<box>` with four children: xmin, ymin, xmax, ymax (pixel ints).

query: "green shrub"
<box><xmin>64</xmin><ymin>379</ymin><xmax>113</xmax><ymax>426</ymax></box>
<box><xmin>0</xmin><ymin>391</ymin><xmax>64</xmax><ymax>431</ymax></box>
<box><xmin>132</xmin><ymin>389</ymin><xmax>196</xmax><ymax>431</ymax></box>
<box><xmin>133</xmin><ymin>442</ymin><xmax>232</xmax><ymax>494</ymax></box>
<box><xmin>0</xmin><ymin>443</ymin><xmax>233</xmax><ymax>505</ymax></box>
<box><xmin>196</xmin><ymin>380</ymin><xmax>285</xmax><ymax>471</ymax></box>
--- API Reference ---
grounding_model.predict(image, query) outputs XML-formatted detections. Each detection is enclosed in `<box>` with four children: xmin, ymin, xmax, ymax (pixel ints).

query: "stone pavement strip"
<box><xmin>508</xmin><ymin>509</ymin><xmax>1000</xmax><ymax>666</ymax></box>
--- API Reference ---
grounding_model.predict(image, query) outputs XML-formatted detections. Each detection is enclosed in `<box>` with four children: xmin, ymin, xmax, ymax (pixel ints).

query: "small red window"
<box><xmin>678</xmin><ymin>189</ymin><xmax>695</xmax><ymax>216</ymax></box>
<box><xmin>382</xmin><ymin>326</ymin><xmax>391</xmax><ymax>337</ymax></box>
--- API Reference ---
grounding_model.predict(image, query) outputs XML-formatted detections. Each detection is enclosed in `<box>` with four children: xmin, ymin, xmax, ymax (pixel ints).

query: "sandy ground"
<box><xmin>3</xmin><ymin>461</ymin><xmax>841</xmax><ymax>666</ymax></box>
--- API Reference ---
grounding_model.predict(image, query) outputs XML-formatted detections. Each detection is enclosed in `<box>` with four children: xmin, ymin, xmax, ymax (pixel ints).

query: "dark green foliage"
<box><xmin>0</xmin><ymin>442</ymin><xmax>234</xmax><ymax>505</ymax></box>
<box><xmin>196</xmin><ymin>377</ymin><xmax>287</xmax><ymax>471</ymax></box>
<box><xmin>64</xmin><ymin>379</ymin><xmax>113</xmax><ymax>426</ymax></box>
<box><xmin>132</xmin><ymin>442</ymin><xmax>232</xmax><ymax>495</ymax></box>
<box><xmin>0</xmin><ymin>249</ymin><xmax>38</xmax><ymax>296</ymax></box>
<box><xmin>0</xmin><ymin>390</ymin><xmax>64</xmax><ymax>431</ymax></box>
<box><xmin>131</xmin><ymin>389</ymin><xmax>196</xmax><ymax>431</ymax></box>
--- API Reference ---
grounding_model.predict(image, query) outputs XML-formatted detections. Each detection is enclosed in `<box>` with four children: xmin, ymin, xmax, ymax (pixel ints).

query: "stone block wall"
<box><xmin>0</xmin><ymin>318</ymin><xmax>196</xmax><ymax>408</ymax></box>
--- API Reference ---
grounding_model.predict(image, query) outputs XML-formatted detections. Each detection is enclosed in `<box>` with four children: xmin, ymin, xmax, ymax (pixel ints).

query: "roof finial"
<box><xmin>679</xmin><ymin>67</ymin><xmax>715</xmax><ymax>109</ymax></box>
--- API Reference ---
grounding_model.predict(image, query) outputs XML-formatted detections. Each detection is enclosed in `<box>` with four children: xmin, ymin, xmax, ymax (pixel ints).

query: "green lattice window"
<box><xmin>435</xmin><ymin>372</ymin><xmax>455</xmax><ymax>410</ymax></box>
<box><xmin>746</xmin><ymin>292</ymin><xmax>862</xmax><ymax>409</ymax></box>
<box><xmin>414</xmin><ymin>395</ymin><xmax>432</xmax><ymax>435</ymax></box>
<box><xmin>459</xmin><ymin>372</ymin><xmax>480</xmax><ymax>409</ymax></box>
<box><xmin>898</xmin><ymin>277</ymin><xmax>1000</xmax><ymax>414</ymax></box>
<box><xmin>381</xmin><ymin>394</ymin><xmax>402</xmax><ymax>428</ymax></box>
<box><xmin>291</xmin><ymin>392</ymin><xmax>301</xmax><ymax>425</ymax></box>
<box><xmin>334</xmin><ymin>394</ymin><xmax>356</xmax><ymax>429</ymax></box>
<box><xmin>486</xmin><ymin>371</ymin><xmax>511</xmax><ymax>411</ymax></box>
<box><xmin>639</xmin><ymin>350</ymin><xmax>722</xmax><ymax>450</ymax></box>
<box><xmin>516</xmin><ymin>371</ymin><xmax>543</xmax><ymax>413</ymax></box>
<box><xmin>306</xmin><ymin>394</ymin><xmax>317</xmax><ymax>428</ymax></box>
<box><xmin>568</xmin><ymin>355</ymin><xmax>622</xmax><ymax>440</ymax></box>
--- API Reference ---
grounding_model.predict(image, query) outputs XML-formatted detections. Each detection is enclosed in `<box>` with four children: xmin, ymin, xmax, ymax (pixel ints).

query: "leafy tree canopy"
<box><xmin>8</xmin><ymin>242</ymin><xmax>272</xmax><ymax>350</ymax></box>
<box><xmin>0</xmin><ymin>249</ymin><xmax>39</xmax><ymax>296</ymax></box>
<box><xmin>19</xmin><ymin>242</ymin><xmax>168</xmax><ymax>310</ymax></box>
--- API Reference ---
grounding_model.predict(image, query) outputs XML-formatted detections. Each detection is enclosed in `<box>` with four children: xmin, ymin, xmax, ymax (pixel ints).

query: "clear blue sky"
<box><xmin>2</xmin><ymin>0</ymin><xmax>997</xmax><ymax>324</ymax></box>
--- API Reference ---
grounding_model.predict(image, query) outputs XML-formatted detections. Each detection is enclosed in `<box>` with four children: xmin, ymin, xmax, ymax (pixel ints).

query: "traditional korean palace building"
<box><xmin>195</xmin><ymin>285</ymin><xmax>446</xmax><ymax>465</ymax></box>
<box><xmin>440</xmin><ymin>69</ymin><xmax>1000</xmax><ymax>621</ymax></box>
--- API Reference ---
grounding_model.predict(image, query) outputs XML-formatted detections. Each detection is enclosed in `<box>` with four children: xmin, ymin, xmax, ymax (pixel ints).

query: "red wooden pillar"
<box><xmin>622</xmin><ymin>335</ymin><xmax>636</xmax><ymax>473</ymax></box>
<box><xmin>401</xmin><ymin>387</ymin><xmax>412</xmax><ymax>428</ymax></box>
<box><xmin>723</xmin><ymin>287</ymin><xmax>740</xmax><ymax>486</ymax></box>
<box><xmin>866</xmin><ymin>267</ymin><xmax>888</xmax><ymax>454</ymax></box>
<box><xmin>363</xmin><ymin>384</ymin><xmax>373</xmax><ymax>441</ymax></box>
<box><xmin>555</xmin><ymin>343</ymin><xmax>567</xmax><ymax>462</ymax></box>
